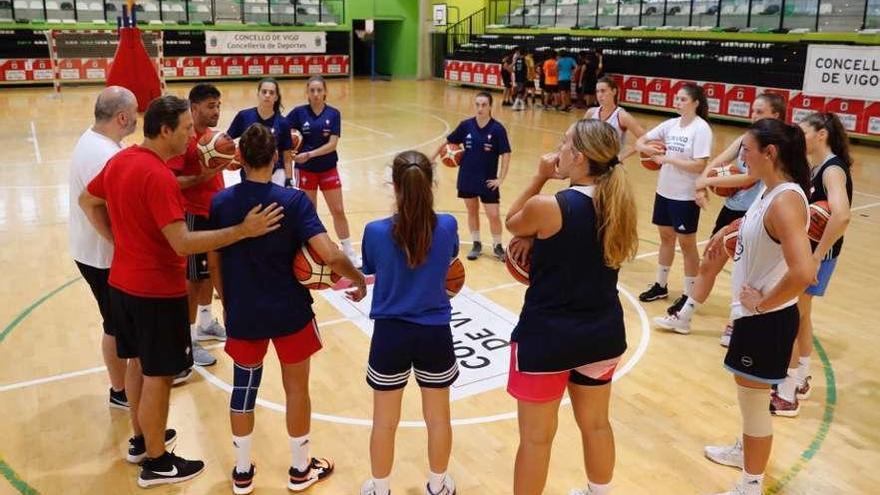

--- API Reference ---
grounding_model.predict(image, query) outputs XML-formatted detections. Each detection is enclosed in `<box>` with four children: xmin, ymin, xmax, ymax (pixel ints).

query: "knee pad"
<box><xmin>231</xmin><ymin>363</ymin><xmax>263</xmax><ymax>413</ymax></box>
<box><xmin>738</xmin><ymin>385</ymin><xmax>773</xmax><ymax>438</ymax></box>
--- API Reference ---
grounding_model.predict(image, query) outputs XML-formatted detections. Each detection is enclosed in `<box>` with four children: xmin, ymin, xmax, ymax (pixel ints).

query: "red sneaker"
<box><xmin>770</xmin><ymin>391</ymin><xmax>800</xmax><ymax>417</ymax></box>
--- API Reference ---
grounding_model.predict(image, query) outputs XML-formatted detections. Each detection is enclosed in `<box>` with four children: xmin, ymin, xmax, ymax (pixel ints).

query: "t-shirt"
<box><xmin>556</xmin><ymin>56</ymin><xmax>577</xmax><ymax>82</ymax></box>
<box><xmin>513</xmin><ymin>55</ymin><xmax>527</xmax><ymax>82</ymax></box>
<box><xmin>286</xmin><ymin>104</ymin><xmax>341</xmax><ymax>173</ymax></box>
<box><xmin>447</xmin><ymin>117</ymin><xmax>511</xmax><ymax>194</ymax></box>
<box><xmin>226</xmin><ymin>107</ymin><xmax>293</xmax><ymax>172</ymax></box>
<box><xmin>166</xmin><ymin>129</ymin><xmax>225</xmax><ymax>217</ymax></box>
<box><xmin>69</xmin><ymin>128</ymin><xmax>121</xmax><ymax>269</ymax></box>
<box><xmin>209</xmin><ymin>180</ymin><xmax>327</xmax><ymax>339</ymax></box>
<box><xmin>542</xmin><ymin>59</ymin><xmax>558</xmax><ymax>85</ymax></box>
<box><xmin>87</xmin><ymin>145</ymin><xmax>187</xmax><ymax>298</ymax></box>
<box><xmin>724</xmin><ymin>152</ymin><xmax>762</xmax><ymax>212</ymax></box>
<box><xmin>362</xmin><ymin>214</ymin><xmax>459</xmax><ymax>326</ymax></box>
<box><xmin>645</xmin><ymin>116</ymin><xmax>713</xmax><ymax>201</ymax></box>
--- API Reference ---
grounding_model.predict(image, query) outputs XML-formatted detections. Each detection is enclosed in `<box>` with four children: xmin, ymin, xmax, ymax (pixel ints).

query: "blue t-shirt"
<box><xmin>362</xmin><ymin>214</ymin><xmax>459</xmax><ymax>326</ymax></box>
<box><xmin>724</xmin><ymin>156</ymin><xmax>762</xmax><ymax>212</ymax></box>
<box><xmin>209</xmin><ymin>180</ymin><xmax>326</xmax><ymax>340</ymax></box>
<box><xmin>286</xmin><ymin>104</ymin><xmax>341</xmax><ymax>173</ymax></box>
<box><xmin>226</xmin><ymin>107</ymin><xmax>293</xmax><ymax>172</ymax></box>
<box><xmin>556</xmin><ymin>56</ymin><xmax>577</xmax><ymax>82</ymax></box>
<box><xmin>447</xmin><ymin>118</ymin><xmax>511</xmax><ymax>195</ymax></box>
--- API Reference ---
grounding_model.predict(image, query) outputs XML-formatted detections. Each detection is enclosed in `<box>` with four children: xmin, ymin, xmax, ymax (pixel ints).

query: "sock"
<box><xmin>683</xmin><ymin>276</ymin><xmax>696</xmax><ymax>297</ymax></box>
<box><xmin>492</xmin><ymin>234</ymin><xmax>502</xmax><ymax>247</ymax></box>
<box><xmin>190</xmin><ymin>323</ymin><xmax>198</xmax><ymax>342</ymax></box>
<box><xmin>797</xmin><ymin>356</ymin><xmax>811</xmax><ymax>384</ymax></box>
<box><xmin>588</xmin><ymin>481</ymin><xmax>612</xmax><ymax>495</ymax></box>
<box><xmin>741</xmin><ymin>471</ymin><xmax>763</xmax><ymax>495</ymax></box>
<box><xmin>196</xmin><ymin>304</ymin><xmax>212</xmax><ymax>328</ymax></box>
<box><xmin>340</xmin><ymin>238</ymin><xmax>354</xmax><ymax>254</ymax></box>
<box><xmin>232</xmin><ymin>434</ymin><xmax>253</xmax><ymax>474</ymax></box>
<box><xmin>290</xmin><ymin>434</ymin><xmax>310</xmax><ymax>472</ymax></box>
<box><xmin>428</xmin><ymin>471</ymin><xmax>446</xmax><ymax>493</ymax></box>
<box><xmin>471</xmin><ymin>231</ymin><xmax>481</xmax><ymax>244</ymax></box>
<box><xmin>777</xmin><ymin>369</ymin><xmax>799</xmax><ymax>402</ymax></box>
<box><xmin>656</xmin><ymin>265</ymin><xmax>670</xmax><ymax>287</ymax></box>
<box><xmin>373</xmin><ymin>477</ymin><xmax>390</xmax><ymax>495</ymax></box>
<box><xmin>677</xmin><ymin>297</ymin><xmax>701</xmax><ymax>322</ymax></box>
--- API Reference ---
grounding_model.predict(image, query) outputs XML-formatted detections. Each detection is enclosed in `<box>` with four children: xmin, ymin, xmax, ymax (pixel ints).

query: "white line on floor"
<box><xmin>29</xmin><ymin>121</ymin><xmax>42</xmax><ymax>164</ymax></box>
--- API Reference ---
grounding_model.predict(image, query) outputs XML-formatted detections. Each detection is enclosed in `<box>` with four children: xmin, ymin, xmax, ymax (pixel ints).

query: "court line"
<box><xmin>345</xmin><ymin>121</ymin><xmax>394</xmax><ymax>138</ymax></box>
<box><xmin>399</xmin><ymin>101</ymin><xmax>565</xmax><ymax>135</ymax></box>
<box><xmin>339</xmin><ymin>107</ymin><xmax>451</xmax><ymax>165</ymax></box>
<box><xmin>852</xmin><ymin>200</ymin><xmax>880</xmax><ymax>212</ymax></box>
<box><xmin>854</xmin><ymin>190</ymin><xmax>880</xmax><ymax>200</ymax></box>
<box><xmin>28</xmin><ymin>121</ymin><xmax>41</xmax><ymax>164</ymax></box>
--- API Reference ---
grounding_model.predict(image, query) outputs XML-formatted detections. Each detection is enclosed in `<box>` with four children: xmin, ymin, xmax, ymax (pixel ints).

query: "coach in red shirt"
<box><xmin>79</xmin><ymin>95</ymin><xmax>283</xmax><ymax>488</ymax></box>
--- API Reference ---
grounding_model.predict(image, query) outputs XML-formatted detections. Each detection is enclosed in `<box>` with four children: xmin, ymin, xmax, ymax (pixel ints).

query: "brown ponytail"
<box><xmin>391</xmin><ymin>150</ymin><xmax>437</xmax><ymax>268</ymax></box>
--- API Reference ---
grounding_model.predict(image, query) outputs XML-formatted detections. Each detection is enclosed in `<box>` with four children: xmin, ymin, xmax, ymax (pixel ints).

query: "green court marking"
<box><xmin>0</xmin><ymin>460</ymin><xmax>37</xmax><ymax>495</ymax></box>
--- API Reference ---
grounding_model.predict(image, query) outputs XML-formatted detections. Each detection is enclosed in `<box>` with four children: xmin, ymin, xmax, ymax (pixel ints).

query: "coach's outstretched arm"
<box><xmin>162</xmin><ymin>203</ymin><xmax>284</xmax><ymax>256</ymax></box>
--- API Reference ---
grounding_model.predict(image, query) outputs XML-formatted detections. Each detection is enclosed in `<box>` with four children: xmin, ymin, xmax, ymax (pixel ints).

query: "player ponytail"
<box><xmin>239</xmin><ymin>123</ymin><xmax>277</xmax><ymax>170</ymax></box>
<box><xmin>801</xmin><ymin>112</ymin><xmax>854</xmax><ymax>169</ymax></box>
<box><xmin>748</xmin><ymin>118</ymin><xmax>811</xmax><ymax>196</ymax></box>
<box><xmin>391</xmin><ymin>150</ymin><xmax>437</xmax><ymax>268</ymax></box>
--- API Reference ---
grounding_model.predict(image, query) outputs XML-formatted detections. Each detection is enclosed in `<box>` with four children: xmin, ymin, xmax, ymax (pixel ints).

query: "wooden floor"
<box><xmin>1</xmin><ymin>79</ymin><xmax>879</xmax><ymax>495</ymax></box>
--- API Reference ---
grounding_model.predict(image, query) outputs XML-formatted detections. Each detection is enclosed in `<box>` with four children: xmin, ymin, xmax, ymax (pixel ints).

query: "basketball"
<box><xmin>446</xmin><ymin>258</ymin><xmax>465</xmax><ymax>298</ymax></box>
<box><xmin>721</xmin><ymin>217</ymin><xmax>742</xmax><ymax>258</ymax></box>
<box><xmin>505</xmin><ymin>237</ymin><xmax>531</xmax><ymax>285</ymax></box>
<box><xmin>707</xmin><ymin>165</ymin><xmax>744</xmax><ymax>197</ymax></box>
<box><xmin>291</xmin><ymin>129</ymin><xmax>303</xmax><ymax>153</ymax></box>
<box><xmin>640</xmin><ymin>140</ymin><xmax>666</xmax><ymax>171</ymax></box>
<box><xmin>293</xmin><ymin>244</ymin><xmax>341</xmax><ymax>290</ymax></box>
<box><xmin>227</xmin><ymin>147</ymin><xmax>243</xmax><ymax>171</ymax></box>
<box><xmin>809</xmin><ymin>200</ymin><xmax>831</xmax><ymax>242</ymax></box>
<box><xmin>440</xmin><ymin>143</ymin><xmax>464</xmax><ymax>168</ymax></box>
<box><xmin>197</xmin><ymin>129</ymin><xmax>237</xmax><ymax>170</ymax></box>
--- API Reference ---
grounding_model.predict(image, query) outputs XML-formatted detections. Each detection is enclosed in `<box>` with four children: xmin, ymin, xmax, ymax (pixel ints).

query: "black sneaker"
<box><xmin>288</xmin><ymin>457</ymin><xmax>334</xmax><ymax>491</ymax></box>
<box><xmin>232</xmin><ymin>463</ymin><xmax>256</xmax><ymax>495</ymax></box>
<box><xmin>666</xmin><ymin>294</ymin><xmax>688</xmax><ymax>315</ymax></box>
<box><xmin>109</xmin><ymin>388</ymin><xmax>129</xmax><ymax>410</ymax></box>
<box><xmin>467</xmin><ymin>242</ymin><xmax>482</xmax><ymax>261</ymax></box>
<box><xmin>502</xmin><ymin>101</ymin><xmax>512</xmax><ymax>107</ymax></box>
<box><xmin>639</xmin><ymin>283</ymin><xmax>669</xmax><ymax>302</ymax></box>
<box><xmin>127</xmin><ymin>429</ymin><xmax>178</xmax><ymax>464</ymax></box>
<box><xmin>138</xmin><ymin>451</ymin><xmax>205</xmax><ymax>488</ymax></box>
<box><xmin>172</xmin><ymin>368</ymin><xmax>193</xmax><ymax>386</ymax></box>
<box><xmin>493</xmin><ymin>243</ymin><xmax>506</xmax><ymax>262</ymax></box>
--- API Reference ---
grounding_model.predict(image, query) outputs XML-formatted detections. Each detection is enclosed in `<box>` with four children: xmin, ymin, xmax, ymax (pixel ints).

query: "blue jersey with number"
<box><xmin>447</xmin><ymin>117</ymin><xmax>511</xmax><ymax>195</ymax></box>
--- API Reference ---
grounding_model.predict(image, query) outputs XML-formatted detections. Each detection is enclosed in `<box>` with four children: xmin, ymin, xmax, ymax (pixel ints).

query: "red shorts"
<box><xmin>506</xmin><ymin>342</ymin><xmax>620</xmax><ymax>403</ymax></box>
<box><xmin>224</xmin><ymin>320</ymin><xmax>322</xmax><ymax>366</ymax></box>
<box><xmin>296</xmin><ymin>167</ymin><xmax>341</xmax><ymax>191</ymax></box>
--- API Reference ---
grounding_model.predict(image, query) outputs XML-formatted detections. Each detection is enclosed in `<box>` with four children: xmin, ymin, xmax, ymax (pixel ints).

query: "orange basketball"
<box><xmin>293</xmin><ymin>244</ymin><xmax>341</xmax><ymax>290</ymax></box>
<box><xmin>440</xmin><ymin>143</ymin><xmax>464</xmax><ymax>168</ymax></box>
<box><xmin>505</xmin><ymin>237</ymin><xmax>531</xmax><ymax>285</ymax></box>
<box><xmin>721</xmin><ymin>217</ymin><xmax>742</xmax><ymax>258</ymax></box>
<box><xmin>446</xmin><ymin>258</ymin><xmax>465</xmax><ymax>298</ymax></box>
<box><xmin>290</xmin><ymin>129</ymin><xmax>303</xmax><ymax>153</ymax></box>
<box><xmin>227</xmin><ymin>147</ymin><xmax>243</xmax><ymax>171</ymax></box>
<box><xmin>808</xmin><ymin>200</ymin><xmax>831</xmax><ymax>242</ymax></box>
<box><xmin>708</xmin><ymin>165</ymin><xmax>744</xmax><ymax>198</ymax></box>
<box><xmin>640</xmin><ymin>140</ymin><xmax>666</xmax><ymax>171</ymax></box>
<box><xmin>197</xmin><ymin>129</ymin><xmax>236</xmax><ymax>170</ymax></box>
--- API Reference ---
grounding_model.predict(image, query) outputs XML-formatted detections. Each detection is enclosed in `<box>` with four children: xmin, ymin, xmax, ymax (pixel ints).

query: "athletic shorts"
<box><xmin>185</xmin><ymin>212</ymin><xmax>211</xmax><ymax>281</ymax></box>
<box><xmin>296</xmin><ymin>166</ymin><xmax>341</xmax><ymax>191</ymax></box>
<box><xmin>652</xmin><ymin>193</ymin><xmax>701</xmax><ymax>234</ymax></box>
<box><xmin>501</xmin><ymin>73</ymin><xmax>512</xmax><ymax>88</ymax></box>
<box><xmin>75</xmin><ymin>261</ymin><xmax>113</xmax><ymax>336</ymax></box>
<box><xmin>724</xmin><ymin>304</ymin><xmax>799</xmax><ymax>384</ymax></box>
<box><xmin>110</xmin><ymin>287</ymin><xmax>192</xmax><ymax>377</ymax></box>
<box><xmin>806</xmin><ymin>257</ymin><xmax>838</xmax><ymax>297</ymax></box>
<box><xmin>366</xmin><ymin>318</ymin><xmax>459</xmax><ymax>391</ymax></box>
<box><xmin>558</xmin><ymin>80</ymin><xmax>572</xmax><ymax>92</ymax></box>
<box><xmin>544</xmin><ymin>84</ymin><xmax>558</xmax><ymax>93</ymax></box>
<box><xmin>712</xmin><ymin>205</ymin><xmax>747</xmax><ymax>236</ymax></box>
<box><xmin>507</xmin><ymin>343</ymin><xmax>619</xmax><ymax>403</ymax></box>
<box><xmin>225</xmin><ymin>320</ymin><xmax>322</xmax><ymax>366</ymax></box>
<box><xmin>458</xmin><ymin>188</ymin><xmax>499</xmax><ymax>204</ymax></box>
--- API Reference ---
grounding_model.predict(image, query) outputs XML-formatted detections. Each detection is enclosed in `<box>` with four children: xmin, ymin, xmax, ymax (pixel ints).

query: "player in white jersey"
<box><xmin>583</xmin><ymin>76</ymin><xmax>645</xmax><ymax>161</ymax></box>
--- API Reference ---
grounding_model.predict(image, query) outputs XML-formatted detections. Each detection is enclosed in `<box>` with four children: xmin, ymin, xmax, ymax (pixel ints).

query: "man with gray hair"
<box><xmin>69</xmin><ymin>85</ymin><xmax>138</xmax><ymax>410</ymax></box>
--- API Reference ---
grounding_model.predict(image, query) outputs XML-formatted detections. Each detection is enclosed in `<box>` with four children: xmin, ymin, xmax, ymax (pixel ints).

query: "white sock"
<box><xmin>232</xmin><ymin>434</ymin><xmax>253</xmax><ymax>474</ymax></box>
<box><xmin>777</xmin><ymin>369</ymin><xmax>799</xmax><ymax>402</ymax></box>
<box><xmin>656</xmin><ymin>265</ymin><xmax>670</xmax><ymax>287</ymax></box>
<box><xmin>196</xmin><ymin>304</ymin><xmax>212</xmax><ymax>328</ymax></box>
<box><xmin>428</xmin><ymin>471</ymin><xmax>446</xmax><ymax>492</ymax></box>
<box><xmin>290</xmin><ymin>434</ymin><xmax>310</xmax><ymax>472</ymax></box>
<box><xmin>373</xmin><ymin>477</ymin><xmax>390</xmax><ymax>495</ymax></box>
<box><xmin>797</xmin><ymin>356</ymin><xmax>811</xmax><ymax>384</ymax></box>
<box><xmin>471</xmin><ymin>231</ymin><xmax>481</xmax><ymax>243</ymax></box>
<box><xmin>340</xmin><ymin>238</ymin><xmax>354</xmax><ymax>254</ymax></box>
<box><xmin>741</xmin><ymin>471</ymin><xmax>763</xmax><ymax>495</ymax></box>
<box><xmin>677</xmin><ymin>297</ymin><xmax>701</xmax><ymax>322</ymax></box>
<box><xmin>492</xmin><ymin>234</ymin><xmax>502</xmax><ymax>247</ymax></box>
<box><xmin>190</xmin><ymin>323</ymin><xmax>198</xmax><ymax>342</ymax></box>
<box><xmin>587</xmin><ymin>481</ymin><xmax>611</xmax><ymax>495</ymax></box>
<box><xmin>683</xmin><ymin>276</ymin><xmax>696</xmax><ymax>297</ymax></box>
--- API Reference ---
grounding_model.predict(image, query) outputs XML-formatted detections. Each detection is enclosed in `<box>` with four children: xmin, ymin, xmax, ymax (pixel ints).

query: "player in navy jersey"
<box><xmin>226</xmin><ymin>78</ymin><xmax>294</xmax><ymax>187</ymax></box>
<box><xmin>207</xmin><ymin>124</ymin><xmax>366</xmax><ymax>494</ymax></box>
<box><xmin>286</xmin><ymin>76</ymin><xmax>360</xmax><ymax>267</ymax></box>
<box><xmin>358</xmin><ymin>151</ymin><xmax>460</xmax><ymax>495</ymax></box>
<box><xmin>505</xmin><ymin>120</ymin><xmax>639</xmax><ymax>495</ymax></box>
<box><xmin>433</xmin><ymin>91</ymin><xmax>511</xmax><ymax>262</ymax></box>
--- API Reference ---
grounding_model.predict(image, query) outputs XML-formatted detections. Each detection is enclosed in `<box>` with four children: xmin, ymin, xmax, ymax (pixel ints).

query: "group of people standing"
<box><xmin>501</xmin><ymin>47</ymin><xmax>604</xmax><ymax>112</ymax></box>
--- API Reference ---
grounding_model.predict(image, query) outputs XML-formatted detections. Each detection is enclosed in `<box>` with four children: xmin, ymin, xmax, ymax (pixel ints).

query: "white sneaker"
<box><xmin>704</xmin><ymin>438</ymin><xmax>744</xmax><ymax>469</ymax></box>
<box><xmin>426</xmin><ymin>474</ymin><xmax>456</xmax><ymax>495</ymax></box>
<box><xmin>192</xmin><ymin>340</ymin><xmax>217</xmax><ymax>366</ymax></box>
<box><xmin>713</xmin><ymin>480</ymin><xmax>760</xmax><ymax>495</ymax></box>
<box><xmin>720</xmin><ymin>324</ymin><xmax>733</xmax><ymax>347</ymax></box>
<box><xmin>196</xmin><ymin>318</ymin><xmax>227</xmax><ymax>342</ymax></box>
<box><xmin>361</xmin><ymin>479</ymin><xmax>388</xmax><ymax>495</ymax></box>
<box><xmin>653</xmin><ymin>314</ymin><xmax>691</xmax><ymax>334</ymax></box>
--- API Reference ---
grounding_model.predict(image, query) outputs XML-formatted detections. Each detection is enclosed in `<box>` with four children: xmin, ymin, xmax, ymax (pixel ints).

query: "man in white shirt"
<box><xmin>69</xmin><ymin>86</ymin><xmax>138</xmax><ymax>409</ymax></box>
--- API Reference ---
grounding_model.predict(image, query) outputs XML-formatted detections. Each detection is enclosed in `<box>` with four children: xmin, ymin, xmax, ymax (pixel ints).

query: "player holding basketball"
<box><xmin>635</xmin><ymin>83</ymin><xmax>713</xmax><ymax>306</ymax></box>
<box><xmin>226</xmin><ymin>77</ymin><xmax>294</xmax><ymax>187</ymax></box>
<box><xmin>583</xmin><ymin>76</ymin><xmax>646</xmax><ymax>161</ymax></box>
<box><xmin>433</xmin><ymin>91</ymin><xmax>511</xmax><ymax>262</ymax></box>
<box><xmin>702</xmin><ymin>118</ymin><xmax>815</xmax><ymax>495</ymax></box>
<box><xmin>770</xmin><ymin>112</ymin><xmax>853</xmax><ymax>416</ymax></box>
<box><xmin>359</xmin><ymin>151</ymin><xmax>460</xmax><ymax>495</ymax></box>
<box><xmin>287</xmin><ymin>75</ymin><xmax>361</xmax><ymax>268</ymax></box>
<box><xmin>654</xmin><ymin>94</ymin><xmax>786</xmax><ymax>342</ymax></box>
<box><xmin>208</xmin><ymin>123</ymin><xmax>365</xmax><ymax>494</ymax></box>
<box><xmin>505</xmin><ymin>120</ymin><xmax>638</xmax><ymax>495</ymax></box>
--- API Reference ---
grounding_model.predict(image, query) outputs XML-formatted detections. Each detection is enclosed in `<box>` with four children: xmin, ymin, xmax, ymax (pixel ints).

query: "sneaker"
<box><xmin>712</xmin><ymin>482</ymin><xmax>751</xmax><ymax>495</ymax></box>
<box><xmin>361</xmin><ymin>479</ymin><xmax>390</xmax><ymax>495</ymax></box>
<box><xmin>288</xmin><ymin>457</ymin><xmax>334</xmax><ymax>492</ymax></box>
<box><xmin>493</xmin><ymin>243</ymin><xmax>506</xmax><ymax>262</ymax></box>
<box><xmin>797</xmin><ymin>375</ymin><xmax>812</xmax><ymax>400</ymax></box>
<box><xmin>770</xmin><ymin>391</ymin><xmax>800</xmax><ymax>417</ymax></box>
<box><xmin>196</xmin><ymin>318</ymin><xmax>227</xmax><ymax>342</ymax></box>
<box><xmin>653</xmin><ymin>314</ymin><xmax>691</xmax><ymax>335</ymax></box>
<box><xmin>466</xmin><ymin>242</ymin><xmax>482</xmax><ymax>261</ymax></box>
<box><xmin>127</xmin><ymin>429</ymin><xmax>178</xmax><ymax>464</ymax></box>
<box><xmin>666</xmin><ymin>294</ymin><xmax>688</xmax><ymax>315</ymax></box>
<box><xmin>109</xmin><ymin>388</ymin><xmax>129</xmax><ymax>410</ymax></box>
<box><xmin>639</xmin><ymin>282</ymin><xmax>668</xmax><ymax>302</ymax></box>
<box><xmin>502</xmin><ymin>101</ymin><xmax>512</xmax><ymax>107</ymax></box>
<box><xmin>192</xmin><ymin>341</ymin><xmax>216</xmax><ymax>367</ymax></box>
<box><xmin>232</xmin><ymin>463</ymin><xmax>256</xmax><ymax>495</ymax></box>
<box><xmin>426</xmin><ymin>474</ymin><xmax>456</xmax><ymax>495</ymax></box>
<box><xmin>720</xmin><ymin>324</ymin><xmax>733</xmax><ymax>348</ymax></box>
<box><xmin>138</xmin><ymin>451</ymin><xmax>206</xmax><ymax>488</ymax></box>
<box><xmin>173</xmin><ymin>368</ymin><xmax>193</xmax><ymax>386</ymax></box>
<box><xmin>704</xmin><ymin>438</ymin><xmax>743</xmax><ymax>469</ymax></box>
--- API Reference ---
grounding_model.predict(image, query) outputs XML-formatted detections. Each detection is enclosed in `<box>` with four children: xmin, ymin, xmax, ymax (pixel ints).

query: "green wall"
<box><xmin>348</xmin><ymin>0</ymin><xmax>420</xmax><ymax>78</ymax></box>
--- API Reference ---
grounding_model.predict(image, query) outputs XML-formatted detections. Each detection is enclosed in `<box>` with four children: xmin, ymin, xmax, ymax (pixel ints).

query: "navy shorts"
<box><xmin>366</xmin><ymin>318</ymin><xmax>459</xmax><ymax>391</ymax></box>
<box><xmin>458</xmin><ymin>188</ymin><xmax>500</xmax><ymax>204</ymax></box>
<box><xmin>724</xmin><ymin>304</ymin><xmax>799</xmax><ymax>384</ymax></box>
<box><xmin>652</xmin><ymin>193</ymin><xmax>701</xmax><ymax>234</ymax></box>
<box><xmin>712</xmin><ymin>205</ymin><xmax>746</xmax><ymax>236</ymax></box>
